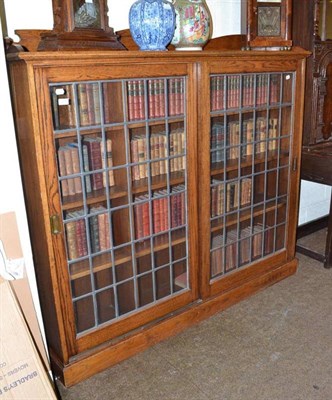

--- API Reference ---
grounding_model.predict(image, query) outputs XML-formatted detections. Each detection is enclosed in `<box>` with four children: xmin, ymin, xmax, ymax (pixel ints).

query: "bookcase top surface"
<box><xmin>7</xmin><ymin>47</ymin><xmax>310</xmax><ymax>65</ymax></box>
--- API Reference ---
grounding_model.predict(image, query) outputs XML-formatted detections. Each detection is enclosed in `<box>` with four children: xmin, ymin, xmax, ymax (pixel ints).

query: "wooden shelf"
<box><xmin>210</xmin><ymin>199</ymin><xmax>286</xmax><ymax>232</ymax></box>
<box><xmin>211</xmin><ymin>150</ymin><xmax>289</xmax><ymax>176</ymax></box>
<box><xmin>69</xmin><ymin>227</ymin><xmax>187</xmax><ymax>281</ymax></box>
<box><xmin>61</xmin><ymin>171</ymin><xmax>185</xmax><ymax>211</ymax></box>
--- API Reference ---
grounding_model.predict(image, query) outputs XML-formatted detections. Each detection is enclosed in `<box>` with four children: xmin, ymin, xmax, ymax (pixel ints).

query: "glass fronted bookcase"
<box><xmin>7</xmin><ymin>48</ymin><xmax>308</xmax><ymax>386</ymax></box>
<box><xmin>209</xmin><ymin>72</ymin><xmax>293</xmax><ymax>280</ymax></box>
<box><xmin>51</xmin><ymin>76</ymin><xmax>191</xmax><ymax>335</ymax></box>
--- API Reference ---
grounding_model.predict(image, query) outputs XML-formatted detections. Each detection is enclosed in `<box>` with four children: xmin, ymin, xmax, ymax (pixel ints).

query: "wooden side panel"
<box><xmin>8</xmin><ymin>60</ymin><xmax>71</xmax><ymax>364</ymax></box>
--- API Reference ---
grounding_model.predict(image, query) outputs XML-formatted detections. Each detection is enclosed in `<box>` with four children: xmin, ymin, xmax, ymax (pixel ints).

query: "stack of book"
<box><xmin>210</xmin><ymin>74</ymin><xmax>279</xmax><ymax>112</ymax></box>
<box><xmin>167</xmin><ymin>78</ymin><xmax>185</xmax><ymax>116</ymax></box>
<box><xmin>211</xmin><ymin>123</ymin><xmax>225</xmax><ymax>163</ymax></box>
<box><xmin>126</xmin><ymin>78</ymin><xmax>185</xmax><ymax>121</ymax></box>
<box><xmin>65</xmin><ymin>209</ymin><xmax>88</xmax><ymax>260</ymax></box>
<box><xmin>130</xmin><ymin>130</ymin><xmax>185</xmax><ymax>181</ymax></box>
<box><xmin>65</xmin><ymin>206</ymin><xmax>111</xmax><ymax>260</ymax></box>
<box><xmin>89</xmin><ymin>205</ymin><xmax>111</xmax><ymax>253</ymax></box>
<box><xmin>57</xmin><ymin>137</ymin><xmax>115</xmax><ymax>198</ymax></box>
<box><xmin>210</xmin><ymin>224</ymin><xmax>266</xmax><ymax>276</ymax></box>
<box><xmin>77</xmin><ymin>83</ymin><xmax>101</xmax><ymax>126</ymax></box>
<box><xmin>134</xmin><ymin>185</ymin><xmax>186</xmax><ymax>240</ymax></box>
<box><xmin>211</xmin><ymin>177</ymin><xmax>252</xmax><ymax>217</ymax></box>
<box><xmin>223</xmin><ymin>117</ymin><xmax>278</xmax><ymax>161</ymax></box>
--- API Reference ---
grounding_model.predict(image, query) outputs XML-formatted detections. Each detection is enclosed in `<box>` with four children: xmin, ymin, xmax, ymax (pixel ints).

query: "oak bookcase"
<box><xmin>7</xmin><ymin>46</ymin><xmax>308</xmax><ymax>386</ymax></box>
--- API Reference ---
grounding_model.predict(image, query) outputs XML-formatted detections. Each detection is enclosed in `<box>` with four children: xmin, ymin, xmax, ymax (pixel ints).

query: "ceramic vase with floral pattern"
<box><xmin>171</xmin><ymin>0</ymin><xmax>212</xmax><ymax>50</ymax></box>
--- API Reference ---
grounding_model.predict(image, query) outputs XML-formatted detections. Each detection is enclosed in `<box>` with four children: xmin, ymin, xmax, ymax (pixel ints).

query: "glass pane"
<box><xmin>168</xmin><ymin>77</ymin><xmax>185</xmax><ymax>116</ymax></box>
<box><xmin>117</xmin><ymin>280</ymin><xmax>136</xmax><ymax>316</ymax></box>
<box><xmin>74</xmin><ymin>296</ymin><xmax>95</xmax><ymax>334</ymax></box>
<box><xmin>97</xmin><ymin>288</ymin><xmax>116</xmax><ymax>324</ymax></box>
<box><xmin>103</xmin><ymin>82</ymin><xmax>124</xmax><ymax>124</ymax></box>
<box><xmin>156</xmin><ymin>265</ymin><xmax>171</xmax><ymax>300</ymax></box>
<box><xmin>138</xmin><ymin>273</ymin><xmax>154</xmax><ymax>306</ymax></box>
<box><xmin>50</xmin><ymin>84</ymin><xmax>76</xmax><ymax>130</ymax></box>
<box><xmin>211</xmin><ymin>75</ymin><xmax>225</xmax><ymax>111</ymax></box>
<box><xmin>53</xmin><ymin>74</ymin><xmax>188</xmax><ymax>335</ymax></box>
<box><xmin>74</xmin><ymin>0</ymin><xmax>101</xmax><ymax>29</ymax></box>
<box><xmin>209</xmin><ymin>71</ymin><xmax>295</xmax><ymax>282</ymax></box>
<box><xmin>127</xmin><ymin>80</ymin><xmax>146</xmax><ymax>121</ymax></box>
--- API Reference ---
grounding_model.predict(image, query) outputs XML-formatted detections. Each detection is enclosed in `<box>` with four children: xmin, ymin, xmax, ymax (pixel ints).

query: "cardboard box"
<box><xmin>0</xmin><ymin>277</ymin><xmax>57</xmax><ymax>399</ymax></box>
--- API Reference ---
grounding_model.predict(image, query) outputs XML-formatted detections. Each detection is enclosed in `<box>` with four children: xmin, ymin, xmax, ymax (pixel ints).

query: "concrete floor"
<box><xmin>57</xmin><ymin>229</ymin><xmax>332</xmax><ymax>400</ymax></box>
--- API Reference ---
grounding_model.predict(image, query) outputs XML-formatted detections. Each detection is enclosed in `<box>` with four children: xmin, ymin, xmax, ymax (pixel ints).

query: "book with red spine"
<box><xmin>152</xmin><ymin>193</ymin><xmax>162</xmax><ymax>234</ymax></box>
<box><xmin>153</xmin><ymin>80</ymin><xmax>160</xmax><ymax>118</ymax></box>
<box><xmin>134</xmin><ymin>200</ymin><xmax>144</xmax><ymax>239</ymax></box>
<box><xmin>137</xmin><ymin>80</ymin><xmax>145</xmax><ymax>120</ymax></box>
<box><xmin>148</xmin><ymin>79</ymin><xmax>155</xmax><ymax>118</ymax></box>
<box><xmin>142</xmin><ymin>197</ymin><xmax>151</xmax><ymax>237</ymax></box>
<box><xmin>168</xmin><ymin>78</ymin><xmax>176</xmax><ymax>116</ymax></box>
<box><xmin>127</xmin><ymin>80</ymin><xmax>135</xmax><ymax>121</ymax></box>
<box><xmin>84</xmin><ymin>137</ymin><xmax>103</xmax><ymax>190</ymax></box>
<box><xmin>159</xmin><ymin>79</ymin><xmax>165</xmax><ymax>117</ymax></box>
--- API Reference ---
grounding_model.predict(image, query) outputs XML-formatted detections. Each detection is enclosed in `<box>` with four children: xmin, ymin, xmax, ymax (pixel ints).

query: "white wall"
<box><xmin>4</xmin><ymin>0</ymin><xmax>242</xmax><ymax>40</ymax></box>
<box><xmin>298</xmin><ymin>181</ymin><xmax>331</xmax><ymax>225</ymax></box>
<box><xmin>0</xmin><ymin>18</ymin><xmax>48</xmax><ymax>358</ymax></box>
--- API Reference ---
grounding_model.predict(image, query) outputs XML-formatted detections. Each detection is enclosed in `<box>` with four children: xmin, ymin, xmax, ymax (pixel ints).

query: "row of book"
<box><xmin>51</xmin><ymin>78</ymin><xmax>185</xmax><ymax>131</ymax></box>
<box><xmin>211</xmin><ymin>178</ymin><xmax>252</xmax><ymax>217</ymax></box>
<box><xmin>57</xmin><ymin>137</ymin><xmax>115</xmax><ymax>198</ymax></box>
<box><xmin>211</xmin><ymin>74</ymin><xmax>279</xmax><ymax>111</ymax></box>
<box><xmin>64</xmin><ymin>185</ymin><xmax>186</xmax><ymax>260</ymax></box>
<box><xmin>211</xmin><ymin>224</ymin><xmax>274</xmax><ymax>276</ymax></box>
<box><xmin>211</xmin><ymin>117</ymin><xmax>278</xmax><ymax>163</ymax></box>
<box><xmin>134</xmin><ymin>185</ymin><xmax>186</xmax><ymax>239</ymax></box>
<box><xmin>65</xmin><ymin>206</ymin><xmax>111</xmax><ymax>261</ymax></box>
<box><xmin>131</xmin><ymin>130</ymin><xmax>185</xmax><ymax>181</ymax></box>
<box><xmin>127</xmin><ymin>78</ymin><xmax>185</xmax><ymax>121</ymax></box>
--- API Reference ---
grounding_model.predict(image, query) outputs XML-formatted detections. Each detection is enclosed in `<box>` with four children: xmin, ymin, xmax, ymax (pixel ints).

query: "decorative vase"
<box><xmin>171</xmin><ymin>0</ymin><xmax>212</xmax><ymax>50</ymax></box>
<box><xmin>129</xmin><ymin>0</ymin><xmax>176</xmax><ymax>51</ymax></box>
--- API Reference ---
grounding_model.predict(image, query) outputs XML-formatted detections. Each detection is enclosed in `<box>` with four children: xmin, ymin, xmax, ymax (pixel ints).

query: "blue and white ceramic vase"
<box><xmin>171</xmin><ymin>0</ymin><xmax>212</xmax><ymax>50</ymax></box>
<box><xmin>129</xmin><ymin>0</ymin><xmax>176</xmax><ymax>51</ymax></box>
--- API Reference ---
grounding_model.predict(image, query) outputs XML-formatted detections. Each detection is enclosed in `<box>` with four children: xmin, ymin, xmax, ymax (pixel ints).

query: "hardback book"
<box><xmin>84</xmin><ymin>137</ymin><xmax>103</xmax><ymax>190</ymax></box>
<box><xmin>101</xmin><ymin>138</ymin><xmax>115</xmax><ymax>187</ymax></box>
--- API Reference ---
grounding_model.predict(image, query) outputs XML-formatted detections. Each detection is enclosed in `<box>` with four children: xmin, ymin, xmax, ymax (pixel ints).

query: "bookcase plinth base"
<box><xmin>52</xmin><ymin>258</ymin><xmax>298</xmax><ymax>388</ymax></box>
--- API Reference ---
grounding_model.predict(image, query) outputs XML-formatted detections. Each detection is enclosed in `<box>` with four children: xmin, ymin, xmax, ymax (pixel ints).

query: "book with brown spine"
<box><xmin>137</xmin><ymin>135</ymin><xmax>147</xmax><ymax>179</ymax></box>
<box><xmin>62</xmin><ymin>145</ymin><xmax>76</xmax><ymax>196</ymax></box>
<box><xmin>92</xmin><ymin>83</ymin><xmax>101</xmax><ymax>125</ymax></box>
<box><xmin>77</xmin><ymin>83</ymin><xmax>90</xmax><ymax>126</ymax></box>
<box><xmin>134</xmin><ymin>199</ymin><xmax>144</xmax><ymax>239</ymax></box>
<box><xmin>57</xmin><ymin>146</ymin><xmax>69</xmax><ymax>197</ymax></box>
<box><xmin>67</xmin><ymin>143</ymin><xmax>82</xmax><ymax>194</ymax></box>
<box><xmin>131</xmin><ymin>137</ymin><xmax>140</xmax><ymax>181</ymax></box>
<box><xmin>101</xmin><ymin>138</ymin><xmax>115</xmax><ymax>187</ymax></box>
<box><xmin>65</xmin><ymin>219</ymin><xmax>78</xmax><ymax>260</ymax></box>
